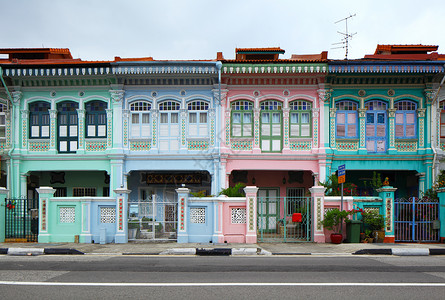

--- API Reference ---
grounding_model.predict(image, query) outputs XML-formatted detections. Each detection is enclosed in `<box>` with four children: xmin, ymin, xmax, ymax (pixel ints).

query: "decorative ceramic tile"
<box><xmin>395</xmin><ymin>141</ymin><xmax>417</xmax><ymax>152</ymax></box>
<box><xmin>336</xmin><ymin>140</ymin><xmax>359</xmax><ymax>151</ymax></box>
<box><xmin>29</xmin><ymin>141</ymin><xmax>50</xmax><ymax>151</ymax></box>
<box><xmin>130</xmin><ymin>140</ymin><xmax>151</xmax><ymax>151</ymax></box>
<box><xmin>290</xmin><ymin>141</ymin><xmax>311</xmax><ymax>151</ymax></box>
<box><xmin>188</xmin><ymin>140</ymin><xmax>209</xmax><ymax>150</ymax></box>
<box><xmin>85</xmin><ymin>141</ymin><xmax>107</xmax><ymax>151</ymax></box>
<box><xmin>231</xmin><ymin>140</ymin><xmax>253</xmax><ymax>150</ymax></box>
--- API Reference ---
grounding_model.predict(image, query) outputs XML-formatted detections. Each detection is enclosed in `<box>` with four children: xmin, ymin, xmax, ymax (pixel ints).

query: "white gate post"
<box><xmin>244</xmin><ymin>186</ymin><xmax>258</xmax><ymax>243</ymax></box>
<box><xmin>114</xmin><ymin>187</ymin><xmax>131</xmax><ymax>243</ymax></box>
<box><xmin>176</xmin><ymin>187</ymin><xmax>190</xmax><ymax>243</ymax></box>
<box><xmin>309</xmin><ymin>186</ymin><xmax>326</xmax><ymax>243</ymax></box>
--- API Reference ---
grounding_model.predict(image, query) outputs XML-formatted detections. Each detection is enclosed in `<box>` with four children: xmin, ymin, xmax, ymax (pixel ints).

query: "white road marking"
<box><xmin>0</xmin><ymin>281</ymin><xmax>445</xmax><ymax>287</ymax></box>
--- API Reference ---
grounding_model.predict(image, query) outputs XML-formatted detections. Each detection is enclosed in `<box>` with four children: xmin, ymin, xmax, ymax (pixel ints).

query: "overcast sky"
<box><xmin>2</xmin><ymin>0</ymin><xmax>445</xmax><ymax>61</ymax></box>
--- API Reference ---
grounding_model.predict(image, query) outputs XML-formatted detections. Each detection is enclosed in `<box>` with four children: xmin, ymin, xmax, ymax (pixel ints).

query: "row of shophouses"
<box><xmin>1</xmin><ymin>44</ymin><xmax>445</xmax><ymax>244</ymax></box>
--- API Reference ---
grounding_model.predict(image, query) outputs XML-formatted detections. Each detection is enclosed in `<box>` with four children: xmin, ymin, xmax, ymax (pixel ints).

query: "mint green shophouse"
<box><xmin>0</xmin><ymin>48</ymin><xmax>125</xmax><ymax>243</ymax></box>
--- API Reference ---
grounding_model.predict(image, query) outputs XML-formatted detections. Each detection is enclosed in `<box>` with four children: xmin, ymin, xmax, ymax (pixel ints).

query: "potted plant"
<box><xmin>219</xmin><ymin>182</ymin><xmax>246</xmax><ymax>197</ymax></box>
<box><xmin>319</xmin><ymin>208</ymin><xmax>351</xmax><ymax>244</ymax></box>
<box><xmin>362</xmin><ymin>210</ymin><xmax>385</xmax><ymax>243</ymax></box>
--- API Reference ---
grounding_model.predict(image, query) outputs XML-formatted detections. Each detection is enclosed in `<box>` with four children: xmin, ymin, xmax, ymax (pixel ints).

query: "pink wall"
<box><xmin>221</xmin><ymin>201</ymin><xmax>247</xmax><ymax>243</ymax></box>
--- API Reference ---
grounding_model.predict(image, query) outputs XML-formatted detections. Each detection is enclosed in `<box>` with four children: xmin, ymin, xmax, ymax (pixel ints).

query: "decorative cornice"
<box><xmin>222</xmin><ymin>63</ymin><xmax>327</xmax><ymax>74</ymax></box>
<box><xmin>113</xmin><ymin>65</ymin><xmax>218</xmax><ymax>75</ymax></box>
<box><xmin>329</xmin><ymin>64</ymin><xmax>443</xmax><ymax>74</ymax></box>
<box><xmin>3</xmin><ymin>67</ymin><xmax>111</xmax><ymax>77</ymax></box>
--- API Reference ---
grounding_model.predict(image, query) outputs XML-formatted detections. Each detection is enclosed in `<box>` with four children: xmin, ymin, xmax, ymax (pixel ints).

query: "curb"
<box><xmin>1</xmin><ymin>248</ymin><xmax>84</xmax><ymax>256</ymax></box>
<box><xmin>353</xmin><ymin>248</ymin><xmax>445</xmax><ymax>256</ymax></box>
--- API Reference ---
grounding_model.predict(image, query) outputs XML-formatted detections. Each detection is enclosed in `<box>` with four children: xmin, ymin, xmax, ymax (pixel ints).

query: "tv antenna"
<box><xmin>332</xmin><ymin>14</ymin><xmax>356</xmax><ymax>60</ymax></box>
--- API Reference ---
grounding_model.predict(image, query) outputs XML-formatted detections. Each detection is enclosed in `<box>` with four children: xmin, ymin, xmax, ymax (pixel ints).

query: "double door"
<box><xmin>366</xmin><ymin>111</ymin><xmax>386</xmax><ymax>153</ymax></box>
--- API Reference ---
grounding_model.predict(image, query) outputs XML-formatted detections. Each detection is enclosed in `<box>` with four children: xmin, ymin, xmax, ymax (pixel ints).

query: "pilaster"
<box><xmin>244</xmin><ymin>186</ymin><xmax>258</xmax><ymax>243</ymax></box>
<box><xmin>176</xmin><ymin>188</ymin><xmax>190</xmax><ymax>243</ymax></box>
<box><xmin>376</xmin><ymin>186</ymin><xmax>397</xmax><ymax>243</ymax></box>
<box><xmin>309</xmin><ymin>186</ymin><xmax>326</xmax><ymax>243</ymax></box>
<box><xmin>113</xmin><ymin>187</ymin><xmax>131</xmax><ymax>243</ymax></box>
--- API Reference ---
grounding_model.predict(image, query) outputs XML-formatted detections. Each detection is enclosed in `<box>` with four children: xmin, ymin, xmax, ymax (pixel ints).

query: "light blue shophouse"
<box><xmin>113</xmin><ymin>59</ymin><xmax>222</xmax><ymax>243</ymax></box>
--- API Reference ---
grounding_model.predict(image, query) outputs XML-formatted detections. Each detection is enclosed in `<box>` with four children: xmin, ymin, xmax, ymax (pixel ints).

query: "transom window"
<box><xmin>440</xmin><ymin>101</ymin><xmax>445</xmax><ymax>138</ymax></box>
<box><xmin>365</xmin><ymin>100</ymin><xmax>387</xmax><ymax>111</ymax></box>
<box><xmin>260</xmin><ymin>100</ymin><xmax>282</xmax><ymax>111</ymax></box>
<box><xmin>231</xmin><ymin>100</ymin><xmax>253</xmax><ymax>137</ymax></box>
<box><xmin>188</xmin><ymin>100</ymin><xmax>209</xmax><ymax>137</ymax></box>
<box><xmin>85</xmin><ymin>101</ymin><xmax>107</xmax><ymax>138</ymax></box>
<box><xmin>29</xmin><ymin>101</ymin><xmax>50</xmax><ymax>139</ymax></box>
<box><xmin>57</xmin><ymin>101</ymin><xmax>79</xmax><ymax>153</ymax></box>
<box><xmin>395</xmin><ymin>100</ymin><xmax>416</xmax><ymax>138</ymax></box>
<box><xmin>336</xmin><ymin>101</ymin><xmax>358</xmax><ymax>138</ymax></box>
<box><xmin>130</xmin><ymin>101</ymin><xmax>151</xmax><ymax>138</ymax></box>
<box><xmin>0</xmin><ymin>103</ymin><xmax>6</xmax><ymax>139</ymax></box>
<box><xmin>159</xmin><ymin>101</ymin><xmax>180</xmax><ymax>111</ymax></box>
<box><xmin>290</xmin><ymin>100</ymin><xmax>312</xmax><ymax>138</ymax></box>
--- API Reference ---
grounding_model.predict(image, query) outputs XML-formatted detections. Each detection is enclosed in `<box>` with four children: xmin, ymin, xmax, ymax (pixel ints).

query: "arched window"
<box><xmin>336</xmin><ymin>101</ymin><xmax>358</xmax><ymax>138</ymax></box>
<box><xmin>57</xmin><ymin>101</ymin><xmax>79</xmax><ymax>153</ymax></box>
<box><xmin>260</xmin><ymin>100</ymin><xmax>282</xmax><ymax>152</ymax></box>
<box><xmin>130</xmin><ymin>101</ymin><xmax>151</xmax><ymax>138</ymax></box>
<box><xmin>231</xmin><ymin>100</ymin><xmax>253</xmax><ymax>137</ymax></box>
<box><xmin>395</xmin><ymin>100</ymin><xmax>416</xmax><ymax>138</ymax></box>
<box><xmin>365</xmin><ymin>100</ymin><xmax>387</xmax><ymax>153</ymax></box>
<box><xmin>159</xmin><ymin>100</ymin><xmax>181</xmax><ymax>151</ymax></box>
<box><xmin>440</xmin><ymin>101</ymin><xmax>445</xmax><ymax>138</ymax></box>
<box><xmin>0</xmin><ymin>103</ymin><xmax>6</xmax><ymax>140</ymax></box>
<box><xmin>29</xmin><ymin>101</ymin><xmax>50</xmax><ymax>138</ymax></box>
<box><xmin>289</xmin><ymin>100</ymin><xmax>312</xmax><ymax>138</ymax></box>
<box><xmin>188</xmin><ymin>100</ymin><xmax>209</xmax><ymax>137</ymax></box>
<box><xmin>85</xmin><ymin>101</ymin><xmax>107</xmax><ymax>138</ymax></box>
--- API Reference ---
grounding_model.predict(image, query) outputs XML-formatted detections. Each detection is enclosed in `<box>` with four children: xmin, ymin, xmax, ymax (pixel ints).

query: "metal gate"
<box><xmin>394</xmin><ymin>197</ymin><xmax>440</xmax><ymax>242</ymax></box>
<box><xmin>128</xmin><ymin>196</ymin><xmax>178</xmax><ymax>241</ymax></box>
<box><xmin>5</xmin><ymin>198</ymin><xmax>39</xmax><ymax>242</ymax></box>
<box><xmin>257</xmin><ymin>196</ymin><xmax>312</xmax><ymax>242</ymax></box>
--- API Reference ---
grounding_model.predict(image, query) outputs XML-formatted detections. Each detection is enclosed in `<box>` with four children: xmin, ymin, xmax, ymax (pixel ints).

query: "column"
<box><xmin>113</xmin><ymin>187</ymin><xmax>131</xmax><ymax>243</ymax></box>
<box><xmin>417</xmin><ymin>172</ymin><xmax>426</xmax><ymax>198</ymax></box>
<box><xmin>176</xmin><ymin>187</ymin><xmax>190</xmax><ymax>243</ymax></box>
<box><xmin>180</xmin><ymin>108</ymin><xmax>187</xmax><ymax>150</ymax></box>
<box><xmin>76</xmin><ymin>109</ymin><xmax>85</xmax><ymax>154</ymax></box>
<box><xmin>358</xmin><ymin>108</ymin><xmax>367</xmax><ymax>154</ymax></box>
<box><xmin>376</xmin><ymin>186</ymin><xmax>397</xmax><ymax>243</ymax></box>
<box><xmin>310</xmin><ymin>186</ymin><xmax>326</xmax><ymax>243</ymax></box>
<box><xmin>244</xmin><ymin>186</ymin><xmax>258</xmax><ymax>243</ymax></box>
<box><xmin>49</xmin><ymin>109</ymin><xmax>57</xmax><ymax>154</ymax></box>
<box><xmin>387</xmin><ymin>107</ymin><xmax>397</xmax><ymax>154</ymax></box>
<box><xmin>0</xmin><ymin>188</ymin><xmax>9</xmax><ymax>242</ymax></box>
<box><xmin>436</xmin><ymin>189</ymin><xmax>445</xmax><ymax>242</ymax></box>
<box><xmin>282</xmin><ymin>107</ymin><xmax>290</xmax><ymax>151</ymax></box>
<box><xmin>36</xmin><ymin>187</ymin><xmax>56</xmax><ymax>243</ymax></box>
<box><xmin>110</xmin><ymin>88</ymin><xmax>125</xmax><ymax>151</ymax></box>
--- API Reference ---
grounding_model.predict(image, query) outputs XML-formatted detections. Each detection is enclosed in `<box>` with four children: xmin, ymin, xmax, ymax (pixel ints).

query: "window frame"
<box><xmin>394</xmin><ymin>100</ymin><xmax>417</xmax><ymax>139</ymax></box>
<box><xmin>187</xmin><ymin>100</ymin><xmax>209</xmax><ymax>137</ymax></box>
<box><xmin>231</xmin><ymin>100</ymin><xmax>253</xmax><ymax>138</ymax></box>
<box><xmin>335</xmin><ymin>100</ymin><xmax>358</xmax><ymax>139</ymax></box>
<box><xmin>130</xmin><ymin>101</ymin><xmax>152</xmax><ymax>139</ymax></box>
<box><xmin>85</xmin><ymin>100</ymin><xmax>107</xmax><ymax>138</ymax></box>
<box><xmin>0</xmin><ymin>103</ymin><xmax>7</xmax><ymax>140</ymax></box>
<box><xmin>289</xmin><ymin>100</ymin><xmax>312</xmax><ymax>138</ymax></box>
<box><xmin>29</xmin><ymin>101</ymin><xmax>51</xmax><ymax>139</ymax></box>
<box><xmin>440</xmin><ymin>101</ymin><xmax>445</xmax><ymax>138</ymax></box>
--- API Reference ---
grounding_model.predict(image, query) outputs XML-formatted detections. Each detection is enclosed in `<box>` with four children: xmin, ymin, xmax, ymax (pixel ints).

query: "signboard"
<box><xmin>338</xmin><ymin>164</ymin><xmax>345</xmax><ymax>184</ymax></box>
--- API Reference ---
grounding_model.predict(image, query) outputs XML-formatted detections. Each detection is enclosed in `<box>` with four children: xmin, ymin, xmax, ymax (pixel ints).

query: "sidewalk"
<box><xmin>1</xmin><ymin>241</ymin><xmax>445</xmax><ymax>256</ymax></box>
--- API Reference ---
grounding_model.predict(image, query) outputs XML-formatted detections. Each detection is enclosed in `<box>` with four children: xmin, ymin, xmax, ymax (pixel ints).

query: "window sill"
<box><xmin>187</xmin><ymin>137</ymin><xmax>210</xmax><ymax>141</ymax></box>
<box><xmin>395</xmin><ymin>138</ymin><xmax>417</xmax><ymax>142</ymax></box>
<box><xmin>335</xmin><ymin>138</ymin><xmax>359</xmax><ymax>142</ymax></box>
<box><xmin>289</xmin><ymin>138</ymin><xmax>312</xmax><ymax>142</ymax></box>
<box><xmin>230</xmin><ymin>137</ymin><xmax>254</xmax><ymax>141</ymax></box>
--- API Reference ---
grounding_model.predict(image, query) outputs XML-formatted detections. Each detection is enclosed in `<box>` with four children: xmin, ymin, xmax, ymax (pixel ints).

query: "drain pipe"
<box><xmin>431</xmin><ymin>64</ymin><xmax>445</xmax><ymax>181</ymax></box>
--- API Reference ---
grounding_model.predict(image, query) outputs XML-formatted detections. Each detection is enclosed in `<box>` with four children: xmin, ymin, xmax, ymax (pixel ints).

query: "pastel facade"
<box><xmin>1</xmin><ymin>45</ymin><xmax>445</xmax><ymax>244</ymax></box>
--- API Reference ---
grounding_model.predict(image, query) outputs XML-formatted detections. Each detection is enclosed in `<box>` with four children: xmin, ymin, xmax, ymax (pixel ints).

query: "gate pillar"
<box><xmin>309</xmin><ymin>186</ymin><xmax>326</xmax><ymax>243</ymax></box>
<box><xmin>437</xmin><ymin>189</ymin><xmax>445</xmax><ymax>242</ymax></box>
<box><xmin>36</xmin><ymin>187</ymin><xmax>56</xmax><ymax>243</ymax></box>
<box><xmin>176</xmin><ymin>187</ymin><xmax>190</xmax><ymax>243</ymax></box>
<box><xmin>0</xmin><ymin>188</ymin><xmax>9</xmax><ymax>242</ymax></box>
<box><xmin>113</xmin><ymin>187</ymin><xmax>131</xmax><ymax>243</ymax></box>
<box><xmin>244</xmin><ymin>186</ymin><xmax>258</xmax><ymax>243</ymax></box>
<box><xmin>377</xmin><ymin>186</ymin><xmax>397</xmax><ymax>243</ymax></box>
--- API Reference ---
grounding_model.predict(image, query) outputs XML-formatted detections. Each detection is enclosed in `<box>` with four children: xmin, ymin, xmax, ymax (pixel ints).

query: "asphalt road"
<box><xmin>1</xmin><ymin>255</ymin><xmax>445</xmax><ymax>299</ymax></box>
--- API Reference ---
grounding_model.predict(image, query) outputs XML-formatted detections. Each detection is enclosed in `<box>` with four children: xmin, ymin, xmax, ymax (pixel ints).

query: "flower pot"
<box><xmin>330</xmin><ymin>233</ymin><xmax>343</xmax><ymax>244</ymax></box>
<box><xmin>373</xmin><ymin>230</ymin><xmax>385</xmax><ymax>243</ymax></box>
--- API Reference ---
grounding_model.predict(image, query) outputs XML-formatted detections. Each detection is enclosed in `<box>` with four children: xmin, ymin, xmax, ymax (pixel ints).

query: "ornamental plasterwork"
<box><xmin>387</xmin><ymin>108</ymin><xmax>396</xmax><ymax>118</ymax></box>
<box><xmin>417</xmin><ymin>108</ymin><xmax>426</xmax><ymax>118</ymax></box>
<box><xmin>12</xmin><ymin>91</ymin><xmax>22</xmax><ymax>103</ymax></box>
<box><xmin>110</xmin><ymin>90</ymin><xmax>124</xmax><ymax>103</ymax></box>
<box><xmin>329</xmin><ymin>107</ymin><xmax>336</xmax><ymax>118</ymax></box>
<box><xmin>317</xmin><ymin>89</ymin><xmax>332</xmax><ymax>105</ymax></box>
<box><xmin>312</xmin><ymin>107</ymin><xmax>319</xmax><ymax>118</ymax></box>
<box><xmin>424</xmin><ymin>89</ymin><xmax>436</xmax><ymax>103</ymax></box>
<box><xmin>358</xmin><ymin>108</ymin><xmax>367</xmax><ymax>118</ymax></box>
